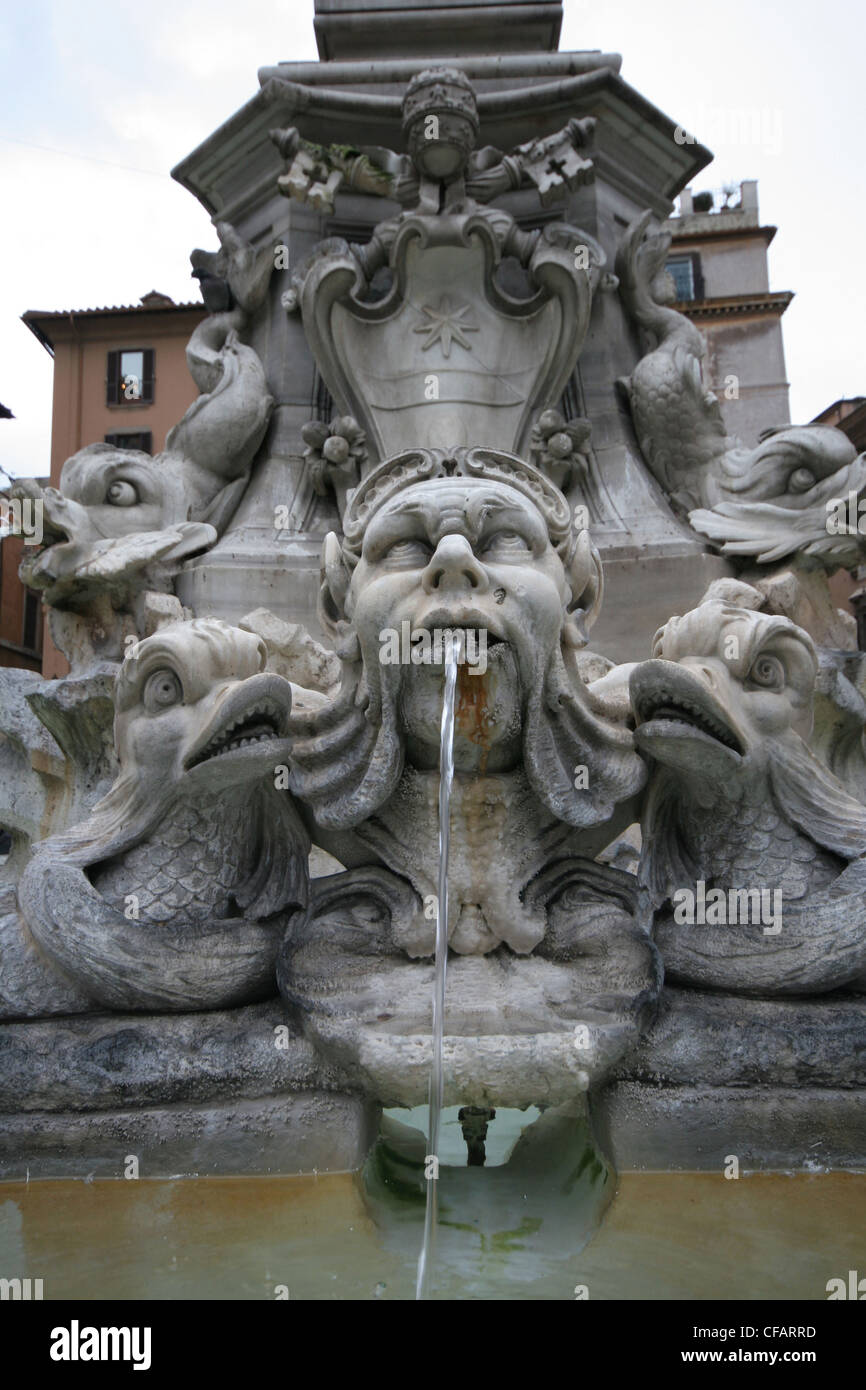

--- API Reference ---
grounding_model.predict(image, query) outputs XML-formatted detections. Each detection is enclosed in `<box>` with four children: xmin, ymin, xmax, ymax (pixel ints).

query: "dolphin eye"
<box><xmin>788</xmin><ymin>468</ymin><xmax>815</xmax><ymax>493</ymax></box>
<box><xmin>106</xmin><ymin>480</ymin><xmax>138</xmax><ymax>507</ymax></box>
<box><xmin>143</xmin><ymin>668</ymin><xmax>183</xmax><ymax>712</ymax></box>
<box><xmin>748</xmin><ymin>653</ymin><xmax>785</xmax><ymax>690</ymax></box>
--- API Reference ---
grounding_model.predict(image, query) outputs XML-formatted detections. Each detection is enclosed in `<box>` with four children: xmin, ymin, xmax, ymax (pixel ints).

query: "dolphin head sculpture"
<box><xmin>630</xmin><ymin>588</ymin><xmax>819</xmax><ymax>796</ymax></box>
<box><xmin>16</xmin><ymin>446</ymin><xmax>213</xmax><ymax>609</ymax></box>
<box><xmin>628</xmin><ymin>582</ymin><xmax>866</xmax><ymax>864</ymax></box>
<box><xmin>19</xmin><ymin>619</ymin><xmax>309</xmax><ymax>1013</ymax></box>
<box><xmin>629</xmin><ymin>583</ymin><xmax>866</xmax><ymax>996</ymax></box>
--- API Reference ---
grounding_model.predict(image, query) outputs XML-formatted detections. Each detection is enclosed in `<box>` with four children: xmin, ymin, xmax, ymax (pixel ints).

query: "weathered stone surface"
<box><xmin>0</xmin><ymin>1093</ymin><xmax>379</xmax><ymax>1179</ymax></box>
<box><xmin>0</xmin><ymin>665</ymin><xmax>117</xmax><ymax>872</ymax></box>
<box><xmin>0</xmin><ymin>888</ymin><xmax>94</xmax><ymax>1020</ymax></box>
<box><xmin>617</xmin><ymin>211</ymin><xmax>865</xmax><ymax>567</ymax></box>
<box><xmin>0</xmin><ymin>1002</ymin><xmax>336</xmax><ymax>1113</ymax></box>
<box><xmin>812</xmin><ymin>646</ymin><xmax>866</xmax><ymax>802</ymax></box>
<box><xmin>593</xmin><ymin>1083</ymin><xmax>866</xmax><ymax>1172</ymax></box>
<box><xmin>26</xmin><ymin>666</ymin><xmax>118</xmax><ymax>804</ymax></box>
<box><xmin>281</xmin><ymin>861</ymin><xmax>659</xmax><ymax>1108</ymax></box>
<box><xmin>239</xmin><ymin>607</ymin><xmax>340</xmax><ymax>692</ymax></box>
<box><xmin>750</xmin><ymin>566</ymin><xmax>857</xmax><ymax>650</ymax></box>
<box><xmin>310</xmin><ymin>0</ymin><xmax>566</xmax><ymax>62</ymax></box>
<box><xmin>616</xmin><ymin>988</ymin><xmax>866</xmax><ymax>1091</ymax></box>
<box><xmin>0</xmin><ymin>668</ymin><xmax>68</xmax><ymax>874</ymax></box>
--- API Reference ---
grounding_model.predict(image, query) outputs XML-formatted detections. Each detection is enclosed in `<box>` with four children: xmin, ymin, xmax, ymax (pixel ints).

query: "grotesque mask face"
<box><xmin>344</xmin><ymin>478</ymin><xmax>580</xmax><ymax>768</ymax></box>
<box><xmin>304</xmin><ymin>451</ymin><xmax>634</xmax><ymax>829</ymax></box>
<box><xmin>349</xmin><ymin>478</ymin><xmax>571</xmax><ymax>641</ymax></box>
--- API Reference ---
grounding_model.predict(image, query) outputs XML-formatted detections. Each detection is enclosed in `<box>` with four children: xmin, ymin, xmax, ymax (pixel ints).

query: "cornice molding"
<box><xmin>677</xmin><ymin>291</ymin><xmax>793</xmax><ymax>320</ymax></box>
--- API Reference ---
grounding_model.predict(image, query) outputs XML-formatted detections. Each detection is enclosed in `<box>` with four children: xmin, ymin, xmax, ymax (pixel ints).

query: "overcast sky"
<box><xmin>1</xmin><ymin>0</ymin><xmax>863</xmax><ymax>477</ymax></box>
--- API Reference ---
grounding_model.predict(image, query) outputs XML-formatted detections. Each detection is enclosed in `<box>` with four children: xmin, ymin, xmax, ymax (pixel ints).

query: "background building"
<box><xmin>813</xmin><ymin>397</ymin><xmax>866</xmax><ymax>453</ymax></box>
<box><xmin>0</xmin><ymin>476</ymin><xmax>47</xmax><ymax>672</ymax></box>
<box><xmin>663</xmin><ymin>179</ymin><xmax>793</xmax><ymax>443</ymax></box>
<box><xmin>1</xmin><ymin>398</ymin><xmax>45</xmax><ymax>671</ymax></box>
<box><xmin>6</xmin><ymin>293</ymin><xmax>206</xmax><ymax>676</ymax></box>
<box><xmin>22</xmin><ymin>292</ymin><xmax>206</xmax><ymax>481</ymax></box>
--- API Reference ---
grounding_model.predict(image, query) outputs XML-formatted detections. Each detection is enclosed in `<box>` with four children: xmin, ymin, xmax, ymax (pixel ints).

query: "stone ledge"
<box><xmin>0</xmin><ymin>1093</ymin><xmax>380</xmax><ymax>1179</ymax></box>
<box><xmin>616</xmin><ymin>988</ymin><xmax>866</xmax><ymax>1090</ymax></box>
<box><xmin>592</xmin><ymin>1083</ymin><xmax>866</xmax><ymax>1172</ymax></box>
<box><xmin>0</xmin><ymin>1002</ymin><xmax>345</xmax><ymax>1113</ymax></box>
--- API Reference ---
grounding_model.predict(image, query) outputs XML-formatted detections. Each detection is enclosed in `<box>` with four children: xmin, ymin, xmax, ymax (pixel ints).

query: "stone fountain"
<box><xmin>3</xmin><ymin>7</ymin><xmax>866</xmax><ymax>1203</ymax></box>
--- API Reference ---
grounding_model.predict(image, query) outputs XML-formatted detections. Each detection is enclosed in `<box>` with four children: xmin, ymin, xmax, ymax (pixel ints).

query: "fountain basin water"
<box><xmin>3</xmin><ymin>1165</ymin><xmax>864</xmax><ymax>1301</ymax></box>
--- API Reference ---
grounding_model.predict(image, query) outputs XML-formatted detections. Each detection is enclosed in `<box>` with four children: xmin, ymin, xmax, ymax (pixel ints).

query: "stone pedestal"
<box><xmin>170</xmin><ymin>44</ymin><xmax>718</xmax><ymax>662</ymax></box>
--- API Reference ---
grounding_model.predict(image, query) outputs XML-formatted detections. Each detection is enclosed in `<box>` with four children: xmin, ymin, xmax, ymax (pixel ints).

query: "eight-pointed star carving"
<box><xmin>413</xmin><ymin>296</ymin><xmax>479</xmax><ymax>357</ymax></box>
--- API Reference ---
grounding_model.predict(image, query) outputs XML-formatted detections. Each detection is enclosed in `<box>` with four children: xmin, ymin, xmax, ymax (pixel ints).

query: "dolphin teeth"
<box><xmin>188</xmin><ymin>706</ymin><xmax>283</xmax><ymax>767</ymax></box>
<box><xmin>638</xmin><ymin>692</ymin><xmax>742</xmax><ymax>753</ymax></box>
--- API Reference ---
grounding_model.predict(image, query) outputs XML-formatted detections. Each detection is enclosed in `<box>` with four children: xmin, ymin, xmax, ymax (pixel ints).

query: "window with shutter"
<box><xmin>22</xmin><ymin>590</ymin><xmax>41</xmax><ymax>654</ymax></box>
<box><xmin>107</xmin><ymin>348</ymin><xmax>155</xmax><ymax>405</ymax></box>
<box><xmin>106</xmin><ymin>350</ymin><xmax>122</xmax><ymax>405</ymax></box>
<box><xmin>141</xmin><ymin>348</ymin><xmax>155</xmax><ymax>403</ymax></box>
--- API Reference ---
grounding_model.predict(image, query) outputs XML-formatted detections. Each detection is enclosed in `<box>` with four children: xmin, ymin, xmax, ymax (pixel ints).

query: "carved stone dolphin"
<box><xmin>18</xmin><ymin>620</ymin><xmax>309</xmax><ymax>1012</ymax></box>
<box><xmin>616</xmin><ymin>211</ymin><xmax>866</xmax><ymax>566</ymax></box>
<box><xmin>630</xmin><ymin>583</ymin><xmax>866</xmax><ymax>994</ymax></box>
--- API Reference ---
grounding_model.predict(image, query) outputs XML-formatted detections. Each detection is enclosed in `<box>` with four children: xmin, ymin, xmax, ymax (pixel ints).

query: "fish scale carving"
<box><xmin>92</xmin><ymin>795</ymin><xmax>256</xmax><ymax>924</ymax></box>
<box><xmin>686</xmin><ymin>800</ymin><xmax>829</xmax><ymax>900</ymax></box>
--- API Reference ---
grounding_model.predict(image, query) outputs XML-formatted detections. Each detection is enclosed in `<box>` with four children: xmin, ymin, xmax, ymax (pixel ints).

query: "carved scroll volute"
<box><xmin>519</xmin><ymin>222</ymin><xmax>597</xmax><ymax>456</ymax></box>
<box><xmin>291</xmin><ymin>237</ymin><xmax>373</xmax><ymax>445</ymax></box>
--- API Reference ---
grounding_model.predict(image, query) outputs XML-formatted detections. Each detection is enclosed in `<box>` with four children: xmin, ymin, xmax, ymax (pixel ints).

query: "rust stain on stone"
<box><xmin>455</xmin><ymin>664</ymin><xmax>493</xmax><ymax>776</ymax></box>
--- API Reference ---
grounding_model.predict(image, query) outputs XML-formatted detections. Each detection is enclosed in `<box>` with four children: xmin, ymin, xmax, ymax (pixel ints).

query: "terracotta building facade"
<box><xmin>9</xmin><ymin>292</ymin><xmax>206</xmax><ymax>676</ymax></box>
<box><xmin>22</xmin><ymin>292</ymin><xmax>206</xmax><ymax>485</ymax></box>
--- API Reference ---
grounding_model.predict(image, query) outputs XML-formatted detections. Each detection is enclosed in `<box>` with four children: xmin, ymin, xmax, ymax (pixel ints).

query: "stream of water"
<box><xmin>415</xmin><ymin>631</ymin><xmax>462</xmax><ymax>1300</ymax></box>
